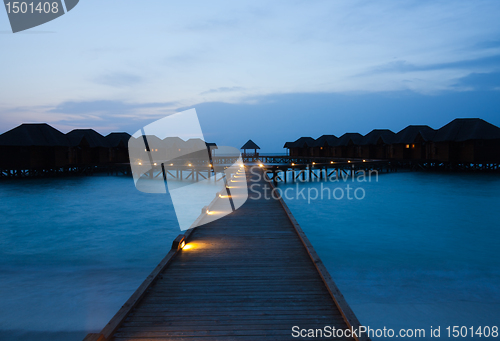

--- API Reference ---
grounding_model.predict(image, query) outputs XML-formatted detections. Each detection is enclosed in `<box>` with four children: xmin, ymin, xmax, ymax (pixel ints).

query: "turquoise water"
<box><xmin>0</xmin><ymin>176</ymin><xmax>180</xmax><ymax>341</ymax></box>
<box><xmin>1</xmin><ymin>172</ymin><xmax>499</xmax><ymax>340</ymax></box>
<box><xmin>282</xmin><ymin>172</ymin><xmax>500</xmax><ymax>340</ymax></box>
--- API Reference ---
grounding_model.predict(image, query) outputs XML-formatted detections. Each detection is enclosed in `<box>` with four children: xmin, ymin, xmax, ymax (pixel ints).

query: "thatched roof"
<box><xmin>360</xmin><ymin>129</ymin><xmax>396</xmax><ymax>145</ymax></box>
<box><xmin>395</xmin><ymin>125</ymin><xmax>435</xmax><ymax>144</ymax></box>
<box><xmin>314</xmin><ymin>135</ymin><xmax>338</xmax><ymax>147</ymax></box>
<box><xmin>288</xmin><ymin>137</ymin><xmax>315</xmax><ymax>148</ymax></box>
<box><xmin>434</xmin><ymin>118</ymin><xmax>500</xmax><ymax>142</ymax></box>
<box><xmin>336</xmin><ymin>133</ymin><xmax>363</xmax><ymax>146</ymax></box>
<box><xmin>67</xmin><ymin>129</ymin><xmax>109</xmax><ymax>148</ymax></box>
<box><xmin>241</xmin><ymin>139</ymin><xmax>260</xmax><ymax>150</ymax></box>
<box><xmin>106</xmin><ymin>132</ymin><xmax>131</xmax><ymax>147</ymax></box>
<box><xmin>0</xmin><ymin>123</ymin><xmax>70</xmax><ymax>147</ymax></box>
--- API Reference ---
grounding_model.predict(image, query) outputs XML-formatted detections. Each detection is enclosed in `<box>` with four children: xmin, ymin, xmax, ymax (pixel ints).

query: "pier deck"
<box><xmin>86</xmin><ymin>168</ymin><xmax>365</xmax><ymax>341</ymax></box>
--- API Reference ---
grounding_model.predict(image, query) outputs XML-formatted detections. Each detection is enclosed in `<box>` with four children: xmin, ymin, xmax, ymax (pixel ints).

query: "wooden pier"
<box><xmin>84</xmin><ymin>166</ymin><xmax>367</xmax><ymax>341</ymax></box>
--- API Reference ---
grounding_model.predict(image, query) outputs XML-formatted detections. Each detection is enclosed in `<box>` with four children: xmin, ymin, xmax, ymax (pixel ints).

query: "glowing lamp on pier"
<box><xmin>330</xmin><ymin>161</ymin><xmax>334</xmax><ymax>164</ymax></box>
<box><xmin>291</xmin><ymin>163</ymin><xmax>295</xmax><ymax>166</ymax></box>
<box><xmin>259</xmin><ymin>164</ymin><xmax>264</xmax><ymax>168</ymax></box>
<box><xmin>172</xmin><ymin>235</ymin><xmax>186</xmax><ymax>250</ymax></box>
<box><xmin>188</xmin><ymin>163</ymin><xmax>192</xmax><ymax>167</ymax></box>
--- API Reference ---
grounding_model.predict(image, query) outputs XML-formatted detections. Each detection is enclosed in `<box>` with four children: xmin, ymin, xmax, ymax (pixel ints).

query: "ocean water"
<box><xmin>0</xmin><ymin>176</ymin><xmax>180</xmax><ymax>341</ymax></box>
<box><xmin>1</xmin><ymin>172</ymin><xmax>499</xmax><ymax>341</ymax></box>
<box><xmin>282</xmin><ymin>171</ymin><xmax>500</xmax><ymax>340</ymax></box>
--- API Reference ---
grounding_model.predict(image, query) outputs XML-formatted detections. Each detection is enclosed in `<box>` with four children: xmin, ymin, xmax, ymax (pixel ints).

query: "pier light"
<box><xmin>348</xmin><ymin>160</ymin><xmax>351</xmax><ymax>163</ymax></box>
<box><xmin>291</xmin><ymin>163</ymin><xmax>295</xmax><ymax>166</ymax></box>
<box><xmin>138</xmin><ymin>162</ymin><xmax>142</xmax><ymax>165</ymax></box>
<box><xmin>206</xmin><ymin>208</ymin><xmax>212</xmax><ymax>215</ymax></box>
<box><xmin>312</xmin><ymin>162</ymin><xmax>315</xmax><ymax>165</ymax></box>
<box><xmin>188</xmin><ymin>163</ymin><xmax>192</xmax><ymax>167</ymax></box>
<box><xmin>182</xmin><ymin>244</ymin><xmax>193</xmax><ymax>250</ymax></box>
<box><xmin>153</xmin><ymin>163</ymin><xmax>157</xmax><ymax>166</ymax></box>
<box><xmin>330</xmin><ymin>161</ymin><xmax>334</xmax><ymax>164</ymax></box>
<box><xmin>172</xmin><ymin>235</ymin><xmax>186</xmax><ymax>250</ymax></box>
<box><xmin>209</xmin><ymin>164</ymin><xmax>212</xmax><ymax>167</ymax></box>
<box><xmin>259</xmin><ymin>164</ymin><xmax>264</xmax><ymax>167</ymax></box>
<box><xmin>363</xmin><ymin>160</ymin><xmax>366</xmax><ymax>162</ymax></box>
<box><xmin>145</xmin><ymin>149</ymin><xmax>147</xmax><ymax>152</ymax></box>
<box><xmin>406</xmin><ymin>144</ymin><xmax>410</xmax><ymax>149</ymax></box>
<box><xmin>170</xmin><ymin>163</ymin><xmax>173</xmax><ymax>166</ymax></box>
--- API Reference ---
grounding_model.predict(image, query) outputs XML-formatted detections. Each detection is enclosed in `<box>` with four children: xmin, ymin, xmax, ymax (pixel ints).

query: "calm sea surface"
<box><xmin>1</xmin><ymin>172</ymin><xmax>499</xmax><ymax>340</ymax></box>
<box><xmin>282</xmin><ymin>171</ymin><xmax>500</xmax><ymax>340</ymax></box>
<box><xmin>0</xmin><ymin>176</ymin><xmax>180</xmax><ymax>341</ymax></box>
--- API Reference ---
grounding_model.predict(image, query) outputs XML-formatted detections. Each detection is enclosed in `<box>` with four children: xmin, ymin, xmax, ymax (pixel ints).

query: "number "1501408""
<box><xmin>5</xmin><ymin>2</ymin><xmax>60</xmax><ymax>14</ymax></box>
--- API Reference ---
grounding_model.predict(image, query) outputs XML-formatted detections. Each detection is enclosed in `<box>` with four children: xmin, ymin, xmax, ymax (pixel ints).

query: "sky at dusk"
<box><xmin>1</xmin><ymin>0</ymin><xmax>500</xmax><ymax>151</ymax></box>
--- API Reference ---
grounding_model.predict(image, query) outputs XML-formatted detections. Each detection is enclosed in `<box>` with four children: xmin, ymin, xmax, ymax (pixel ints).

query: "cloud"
<box><xmin>2</xmin><ymin>0</ymin><xmax>500</xmax><ymax>134</ymax></box>
<box><xmin>364</xmin><ymin>54</ymin><xmax>500</xmax><ymax>75</ymax></box>
<box><xmin>49</xmin><ymin>100</ymin><xmax>176</xmax><ymax>115</ymax></box>
<box><xmin>454</xmin><ymin>72</ymin><xmax>500</xmax><ymax>91</ymax></box>
<box><xmin>200</xmin><ymin>87</ymin><xmax>245</xmax><ymax>95</ymax></box>
<box><xmin>94</xmin><ymin>73</ymin><xmax>143</xmax><ymax>87</ymax></box>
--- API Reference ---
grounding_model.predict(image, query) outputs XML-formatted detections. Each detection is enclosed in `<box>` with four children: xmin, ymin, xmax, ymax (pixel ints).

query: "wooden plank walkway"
<box><xmin>85</xmin><ymin>167</ymin><xmax>366</xmax><ymax>341</ymax></box>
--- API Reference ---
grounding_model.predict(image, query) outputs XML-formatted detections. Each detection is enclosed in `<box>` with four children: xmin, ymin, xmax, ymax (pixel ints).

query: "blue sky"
<box><xmin>1</xmin><ymin>0</ymin><xmax>500</xmax><ymax>151</ymax></box>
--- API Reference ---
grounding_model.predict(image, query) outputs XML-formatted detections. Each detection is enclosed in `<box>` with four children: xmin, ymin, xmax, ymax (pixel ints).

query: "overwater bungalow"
<box><xmin>431</xmin><ymin>118</ymin><xmax>500</xmax><ymax>164</ymax></box>
<box><xmin>334</xmin><ymin>133</ymin><xmax>364</xmax><ymax>158</ymax></box>
<box><xmin>66</xmin><ymin>129</ymin><xmax>110</xmax><ymax>165</ymax></box>
<box><xmin>392</xmin><ymin>125</ymin><xmax>436</xmax><ymax>160</ymax></box>
<box><xmin>105</xmin><ymin>132</ymin><xmax>131</xmax><ymax>163</ymax></box>
<box><xmin>285</xmin><ymin>137</ymin><xmax>316</xmax><ymax>156</ymax></box>
<box><xmin>312</xmin><ymin>135</ymin><xmax>337</xmax><ymax>157</ymax></box>
<box><xmin>0</xmin><ymin>123</ymin><xmax>70</xmax><ymax>170</ymax></box>
<box><xmin>358</xmin><ymin>129</ymin><xmax>396</xmax><ymax>159</ymax></box>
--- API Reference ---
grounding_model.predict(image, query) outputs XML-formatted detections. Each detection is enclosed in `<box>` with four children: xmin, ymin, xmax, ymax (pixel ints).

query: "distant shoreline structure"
<box><xmin>284</xmin><ymin>118</ymin><xmax>500</xmax><ymax>167</ymax></box>
<box><xmin>0</xmin><ymin>118</ymin><xmax>499</xmax><ymax>178</ymax></box>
